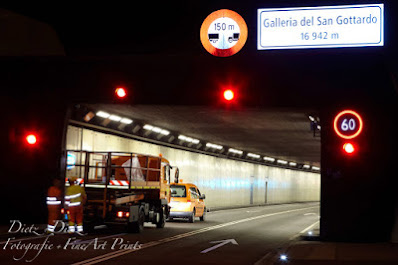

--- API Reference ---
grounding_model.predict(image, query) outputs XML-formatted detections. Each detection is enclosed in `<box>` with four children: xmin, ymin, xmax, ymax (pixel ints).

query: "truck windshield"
<box><xmin>170</xmin><ymin>185</ymin><xmax>186</xmax><ymax>198</ymax></box>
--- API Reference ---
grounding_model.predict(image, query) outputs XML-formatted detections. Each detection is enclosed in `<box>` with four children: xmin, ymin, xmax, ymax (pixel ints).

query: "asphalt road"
<box><xmin>0</xmin><ymin>202</ymin><xmax>320</xmax><ymax>265</ymax></box>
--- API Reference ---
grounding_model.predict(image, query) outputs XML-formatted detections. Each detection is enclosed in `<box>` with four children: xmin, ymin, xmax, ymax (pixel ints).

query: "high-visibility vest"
<box><xmin>65</xmin><ymin>185</ymin><xmax>86</xmax><ymax>207</ymax></box>
<box><xmin>47</xmin><ymin>186</ymin><xmax>62</xmax><ymax>206</ymax></box>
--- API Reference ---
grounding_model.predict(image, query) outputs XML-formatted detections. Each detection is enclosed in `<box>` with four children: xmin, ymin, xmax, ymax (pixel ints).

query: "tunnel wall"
<box><xmin>67</xmin><ymin>125</ymin><xmax>320</xmax><ymax>209</ymax></box>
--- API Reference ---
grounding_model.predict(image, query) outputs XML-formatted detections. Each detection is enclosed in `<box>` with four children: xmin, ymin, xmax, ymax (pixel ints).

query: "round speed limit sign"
<box><xmin>333</xmin><ymin>110</ymin><xmax>364</xmax><ymax>139</ymax></box>
<box><xmin>200</xmin><ymin>9</ymin><xmax>248</xmax><ymax>57</ymax></box>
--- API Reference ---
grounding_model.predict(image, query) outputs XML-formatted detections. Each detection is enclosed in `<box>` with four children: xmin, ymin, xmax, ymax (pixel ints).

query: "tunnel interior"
<box><xmin>66</xmin><ymin>104</ymin><xmax>321</xmax><ymax>210</ymax></box>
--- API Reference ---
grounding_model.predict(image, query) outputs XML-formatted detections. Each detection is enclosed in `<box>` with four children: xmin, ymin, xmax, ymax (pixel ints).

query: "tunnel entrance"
<box><xmin>65</xmin><ymin>104</ymin><xmax>321</xmax><ymax>210</ymax></box>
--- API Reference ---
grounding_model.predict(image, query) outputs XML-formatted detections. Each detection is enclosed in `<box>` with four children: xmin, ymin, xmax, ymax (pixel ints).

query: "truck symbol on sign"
<box><xmin>208</xmin><ymin>33</ymin><xmax>219</xmax><ymax>43</ymax></box>
<box><xmin>228</xmin><ymin>33</ymin><xmax>240</xmax><ymax>43</ymax></box>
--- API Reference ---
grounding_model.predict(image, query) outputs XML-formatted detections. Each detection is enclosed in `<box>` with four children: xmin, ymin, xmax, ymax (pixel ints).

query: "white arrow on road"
<box><xmin>200</xmin><ymin>239</ymin><xmax>238</xmax><ymax>254</ymax></box>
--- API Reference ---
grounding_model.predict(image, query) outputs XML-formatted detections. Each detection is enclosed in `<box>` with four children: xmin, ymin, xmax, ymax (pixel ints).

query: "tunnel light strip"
<box><xmin>160</xmin><ymin>130</ymin><xmax>170</xmax><ymax>135</ymax></box>
<box><xmin>178</xmin><ymin>135</ymin><xmax>200</xmax><ymax>144</ymax></box>
<box><xmin>228</xmin><ymin>148</ymin><xmax>243</xmax><ymax>155</ymax></box>
<box><xmin>96</xmin><ymin>111</ymin><xmax>133</xmax><ymax>125</ymax></box>
<box><xmin>120</xmin><ymin>118</ymin><xmax>133</xmax><ymax>124</ymax></box>
<box><xmin>277</xmin><ymin>159</ymin><xmax>288</xmax><ymax>165</ymax></box>
<box><xmin>143</xmin><ymin>124</ymin><xmax>170</xmax><ymax>135</ymax></box>
<box><xmin>312</xmin><ymin>166</ymin><xmax>320</xmax><ymax>171</ymax></box>
<box><xmin>303</xmin><ymin>165</ymin><xmax>311</xmax><ymax>169</ymax></box>
<box><xmin>109</xmin><ymin>115</ymin><xmax>122</xmax><ymax>121</ymax></box>
<box><xmin>247</xmin><ymin>153</ymin><xmax>260</xmax><ymax>159</ymax></box>
<box><xmin>96</xmin><ymin>111</ymin><xmax>110</xmax><ymax>118</ymax></box>
<box><xmin>206</xmin><ymin>143</ymin><xmax>223</xmax><ymax>150</ymax></box>
<box><xmin>289</xmin><ymin>162</ymin><xmax>297</xmax><ymax>166</ymax></box>
<box><xmin>263</xmin><ymin>156</ymin><xmax>276</xmax><ymax>162</ymax></box>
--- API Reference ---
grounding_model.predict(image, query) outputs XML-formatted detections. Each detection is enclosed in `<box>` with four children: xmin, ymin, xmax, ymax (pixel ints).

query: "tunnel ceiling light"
<box><xmin>143</xmin><ymin>124</ymin><xmax>153</xmax><ymax>130</ymax></box>
<box><xmin>228</xmin><ymin>148</ymin><xmax>243</xmax><ymax>155</ymax></box>
<box><xmin>120</xmin><ymin>118</ymin><xmax>133</xmax><ymax>124</ymax></box>
<box><xmin>178</xmin><ymin>135</ymin><xmax>200</xmax><ymax>144</ymax></box>
<box><xmin>206</xmin><ymin>143</ymin><xmax>223</xmax><ymax>150</ymax></box>
<box><xmin>263</xmin><ymin>156</ymin><xmax>276</xmax><ymax>162</ymax></box>
<box><xmin>289</xmin><ymin>162</ymin><xmax>297</xmax><ymax>166</ymax></box>
<box><xmin>143</xmin><ymin>124</ymin><xmax>170</xmax><ymax>135</ymax></box>
<box><xmin>96</xmin><ymin>111</ymin><xmax>110</xmax><ymax>118</ymax></box>
<box><xmin>303</xmin><ymin>164</ymin><xmax>311</xmax><ymax>169</ymax></box>
<box><xmin>277</xmin><ymin>159</ymin><xmax>288</xmax><ymax>165</ymax></box>
<box><xmin>280</xmin><ymin>254</ymin><xmax>288</xmax><ymax>261</ymax></box>
<box><xmin>312</xmin><ymin>166</ymin><xmax>320</xmax><ymax>171</ymax></box>
<box><xmin>247</xmin><ymin>153</ymin><xmax>260</xmax><ymax>159</ymax></box>
<box><xmin>152</xmin><ymin>127</ymin><xmax>162</xmax><ymax>133</ymax></box>
<box><xmin>109</xmin><ymin>115</ymin><xmax>122</xmax><ymax>122</ymax></box>
<box><xmin>160</xmin><ymin>130</ymin><xmax>170</xmax><ymax>136</ymax></box>
<box><xmin>309</xmin><ymin>116</ymin><xmax>315</xmax><ymax>122</ymax></box>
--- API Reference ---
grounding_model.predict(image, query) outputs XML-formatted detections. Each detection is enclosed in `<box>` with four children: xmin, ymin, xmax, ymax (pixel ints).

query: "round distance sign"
<box><xmin>200</xmin><ymin>9</ymin><xmax>248</xmax><ymax>57</ymax></box>
<box><xmin>333</xmin><ymin>110</ymin><xmax>364</xmax><ymax>139</ymax></box>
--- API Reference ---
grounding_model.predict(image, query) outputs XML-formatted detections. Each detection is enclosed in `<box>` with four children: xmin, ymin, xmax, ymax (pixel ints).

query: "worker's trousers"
<box><xmin>68</xmin><ymin>205</ymin><xmax>83</xmax><ymax>233</ymax></box>
<box><xmin>47</xmin><ymin>205</ymin><xmax>60</xmax><ymax>232</ymax></box>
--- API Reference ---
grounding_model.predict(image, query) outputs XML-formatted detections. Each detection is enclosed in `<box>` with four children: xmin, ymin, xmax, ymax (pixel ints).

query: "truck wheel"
<box><xmin>200</xmin><ymin>208</ymin><xmax>206</xmax><ymax>221</ymax></box>
<box><xmin>188</xmin><ymin>209</ymin><xmax>195</xmax><ymax>223</ymax></box>
<box><xmin>127</xmin><ymin>208</ymin><xmax>145</xmax><ymax>233</ymax></box>
<box><xmin>156</xmin><ymin>210</ymin><xmax>166</xmax><ymax>228</ymax></box>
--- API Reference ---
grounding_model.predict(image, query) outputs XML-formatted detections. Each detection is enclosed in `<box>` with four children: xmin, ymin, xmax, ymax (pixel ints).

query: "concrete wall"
<box><xmin>67</xmin><ymin>125</ymin><xmax>320</xmax><ymax>209</ymax></box>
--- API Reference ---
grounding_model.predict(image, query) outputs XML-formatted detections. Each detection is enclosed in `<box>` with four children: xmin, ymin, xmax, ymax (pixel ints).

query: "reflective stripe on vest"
<box><xmin>65</xmin><ymin>193</ymin><xmax>81</xmax><ymax>200</ymax></box>
<box><xmin>47</xmin><ymin>196</ymin><xmax>61</xmax><ymax>205</ymax></box>
<box><xmin>67</xmin><ymin>202</ymin><xmax>81</xmax><ymax>207</ymax></box>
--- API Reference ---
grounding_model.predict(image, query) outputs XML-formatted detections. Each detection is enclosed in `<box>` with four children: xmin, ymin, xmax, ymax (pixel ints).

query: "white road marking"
<box><xmin>289</xmin><ymin>220</ymin><xmax>320</xmax><ymax>241</ymax></box>
<box><xmin>72</xmin><ymin>206</ymin><xmax>318</xmax><ymax>265</ymax></box>
<box><xmin>304</xmin><ymin>213</ymin><xmax>317</xmax><ymax>216</ymax></box>
<box><xmin>201</xmin><ymin>239</ymin><xmax>238</xmax><ymax>254</ymax></box>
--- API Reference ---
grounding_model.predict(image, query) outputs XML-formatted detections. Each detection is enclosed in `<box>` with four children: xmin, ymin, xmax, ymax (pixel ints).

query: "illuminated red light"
<box><xmin>115</xmin><ymin>87</ymin><xmax>127</xmax><ymax>98</ymax></box>
<box><xmin>125</xmin><ymin>212</ymin><xmax>130</xmax><ymax>218</ymax></box>
<box><xmin>343</xmin><ymin>143</ymin><xmax>355</xmax><ymax>154</ymax></box>
<box><xmin>26</xmin><ymin>134</ymin><xmax>37</xmax><ymax>145</ymax></box>
<box><xmin>117</xmin><ymin>211</ymin><xmax>124</xmax><ymax>218</ymax></box>
<box><xmin>223</xmin><ymin>89</ymin><xmax>234</xmax><ymax>101</ymax></box>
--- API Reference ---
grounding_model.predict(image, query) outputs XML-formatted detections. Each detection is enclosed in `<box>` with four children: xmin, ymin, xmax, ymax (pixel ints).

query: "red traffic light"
<box><xmin>223</xmin><ymin>89</ymin><xmax>234</xmax><ymax>101</ymax></box>
<box><xmin>26</xmin><ymin>134</ymin><xmax>37</xmax><ymax>145</ymax></box>
<box><xmin>115</xmin><ymin>87</ymin><xmax>127</xmax><ymax>98</ymax></box>
<box><xmin>343</xmin><ymin>143</ymin><xmax>355</xmax><ymax>154</ymax></box>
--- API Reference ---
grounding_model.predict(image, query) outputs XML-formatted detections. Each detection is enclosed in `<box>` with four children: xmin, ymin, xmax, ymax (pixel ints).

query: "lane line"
<box><xmin>255</xmin><ymin>219</ymin><xmax>320</xmax><ymax>264</ymax></box>
<box><xmin>289</xmin><ymin>220</ymin><xmax>320</xmax><ymax>241</ymax></box>
<box><xmin>72</xmin><ymin>206</ymin><xmax>318</xmax><ymax>265</ymax></box>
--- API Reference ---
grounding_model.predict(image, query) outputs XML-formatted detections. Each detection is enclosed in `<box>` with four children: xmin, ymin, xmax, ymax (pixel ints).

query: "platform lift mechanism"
<box><xmin>65</xmin><ymin>150</ymin><xmax>177</xmax><ymax>233</ymax></box>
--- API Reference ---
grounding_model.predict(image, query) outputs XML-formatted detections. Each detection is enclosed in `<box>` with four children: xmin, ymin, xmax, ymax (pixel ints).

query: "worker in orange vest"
<box><xmin>46</xmin><ymin>178</ymin><xmax>62</xmax><ymax>233</ymax></box>
<box><xmin>65</xmin><ymin>176</ymin><xmax>87</xmax><ymax>234</ymax></box>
